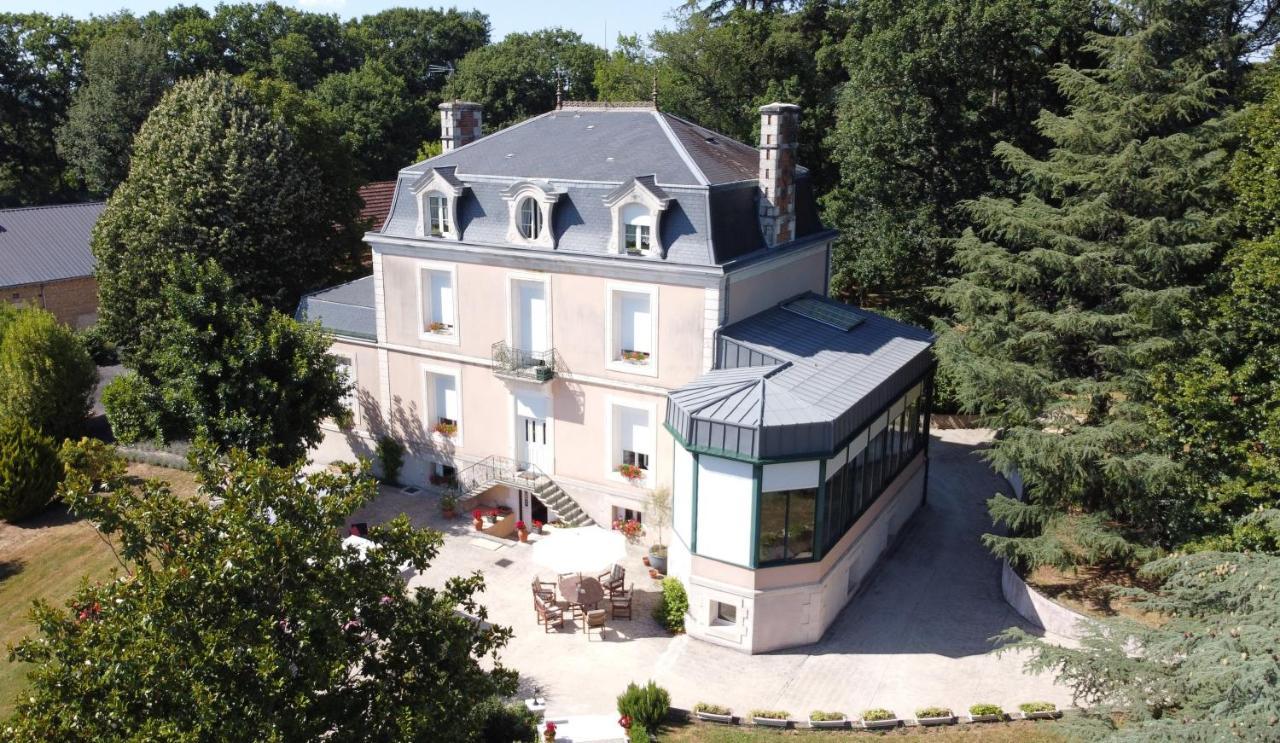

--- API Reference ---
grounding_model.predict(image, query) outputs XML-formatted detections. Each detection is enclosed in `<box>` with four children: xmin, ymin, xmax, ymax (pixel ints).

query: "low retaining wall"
<box><xmin>1000</xmin><ymin>560</ymin><xmax>1092</xmax><ymax>641</ymax></box>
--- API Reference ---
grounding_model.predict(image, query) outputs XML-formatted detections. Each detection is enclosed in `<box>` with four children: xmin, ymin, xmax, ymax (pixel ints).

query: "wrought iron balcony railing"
<box><xmin>491</xmin><ymin>341</ymin><xmax>557</xmax><ymax>383</ymax></box>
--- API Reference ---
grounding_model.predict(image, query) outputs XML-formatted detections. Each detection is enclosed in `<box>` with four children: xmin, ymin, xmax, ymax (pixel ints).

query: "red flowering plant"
<box><xmin>544</xmin><ymin>721</ymin><xmax>557</xmax><ymax>740</ymax></box>
<box><xmin>616</xmin><ymin>463</ymin><xmax>644</xmax><ymax>482</ymax></box>
<box><xmin>612</xmin><ymin>518</ymin><xmax>644</xmax><ymax>541</ymax></box>
<box><xmin>472</xmin><ymin>509</ymin><xmax>483</xmax><ymax>521</ymax></box>
<box><xmin>515</xmin><ymin>520</ymin><xmax>526</xmax><ymax>531</ymax></box>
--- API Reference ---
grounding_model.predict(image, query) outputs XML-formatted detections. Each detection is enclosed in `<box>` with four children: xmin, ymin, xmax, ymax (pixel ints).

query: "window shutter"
<box><xmin>618</xmin><ymin>407</ymin><xmax>650</xmax><ymax>456</ymax></box>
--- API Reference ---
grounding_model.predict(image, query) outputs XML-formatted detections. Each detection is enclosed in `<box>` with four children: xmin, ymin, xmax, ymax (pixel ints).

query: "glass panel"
<box><xmin>520</xmin><ymin>198</ymin><xmax>541</xmax><ymax>238</ymax></box>
<box><xmin>786</xmin><ymin>488</ymin><xmax>817</xmax><ymax>559</ymax></box>
<box><xmin>757</xmin><ymin>490</ymin><xmax>788</xmax><ymax>564</ymax></box>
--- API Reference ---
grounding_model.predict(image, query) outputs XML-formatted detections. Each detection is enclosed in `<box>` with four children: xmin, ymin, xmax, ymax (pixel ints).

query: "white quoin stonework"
<box><xmin>757</xmin><ymin>102</ymin><xmax>801</xmax><ymax>248</ymax></box>
<box><xmin>439</xmin><ymin>101</ymin><xmax>483</xmax><ymax>152</ymax></box>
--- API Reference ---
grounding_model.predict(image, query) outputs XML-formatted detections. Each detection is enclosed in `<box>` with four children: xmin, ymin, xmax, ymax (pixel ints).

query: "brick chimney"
<box><xmin>757</xmin><ymin>102</ymin><xmax>801</xmax><ymax>247</ymax></box>
<box><xmin>439</xmin><ymin>101</ymin><xmax>483</xmax><ymax>152</ymax></box>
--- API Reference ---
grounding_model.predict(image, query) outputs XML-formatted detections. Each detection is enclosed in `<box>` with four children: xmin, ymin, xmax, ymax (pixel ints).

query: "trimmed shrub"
<box><xmin>616</xmin><ymin>680</ymin><xmax>670</xmax><ymax>734</ymax></box>
<box><xmin>916</xmin><ymin>707</ymin><xmax>952</xmax><ymax>718</ymax></box>
<box><xmin>475</xmin><ymin>697</ymin><xmax>537</xmax><ymax>742</ymax></box>
<box><xmin>59</xmin><ymin>438</ymin><xmax>125</xmax><ymax>491</ymax></box>
<box><xmin>693</xmin><ymin>702</ymin><xmax>730</xmax><ymax>716</ymax></box>
<box><xmin>1019</xmin><ymin>701</ymin><xmax>1057</xmax><ymax>714</ymax></box>
<box><xmin>375</xmin><ymin>435</ymin><xmax>404</xmax><ymax>485</ymax></box>
<box><xmin>653</xmin><ymin>577</ymin><xmax>688</xmax><ymax>633</ymax></box>
<box><xmin>0</xmin><ymin>418</ymin><xmax>63</xmax><ymax>522</ymax></box>
<box><xmin>102</xmin><ymin>372</ymin><xmax>164</xmax><ymax>444</ymax></box>
<box><xmin>969</xmin><ymin>703</ymin><xmax>1003</xmax><ymax>717</ymax></box>
<box><xmin>809</xmin><ymin>711</ymin><xmax>846</xmax><ymax>721</ymax></box>
<box><xmin>860</xmin><ymin>708</ymin><xmax>896</xmax><ymax>722</ymax></box>
<box><xmin>0</xmin><ymin>306</ymin><xmax>96</xmax><ymax>440</ymax></box>
<box><xmin>627</xmin><ymin>725</ymin><xmax>649</xmax><ymax>743</ymax></box>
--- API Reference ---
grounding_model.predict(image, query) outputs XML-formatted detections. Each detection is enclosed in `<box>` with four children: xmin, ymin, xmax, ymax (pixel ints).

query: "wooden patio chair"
<box><xmin>531</xmin><ymin>576</ymin><xmax>556</xmax><ymax>604</ymax></box>
<box><xmin>582</xmin><ymin>608</ymin><xmax>607</xmax><ymax>640</ymax></box>
<box><xmin>609</xmin><ymin>583</ymin><xmax>632</xmax><ymax>620</ymax></box>
<box><xmin>534</xmin><ymin>594</ymin><xmax>563</xmax><ymax>632</ymax></box>
<box><xmin>597</xmin><ymin>564</ymin><xmax>625</xmax><ymax>596</ymax></box>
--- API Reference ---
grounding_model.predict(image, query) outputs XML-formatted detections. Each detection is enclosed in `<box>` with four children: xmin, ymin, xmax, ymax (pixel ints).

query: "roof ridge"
<box><xmin>404</xmin><ymin>109</ymin><xmax>559</xmax><ymax>173</ymax></box>
<box><xmin>0</xmin><ymin>201</ymin><xmax>105</xmax><ymax>215</ymax></box>
<box><xmin>652</xmin><ymin>111</ymin><xmax>710</xmax><ymax>187</ymax></box>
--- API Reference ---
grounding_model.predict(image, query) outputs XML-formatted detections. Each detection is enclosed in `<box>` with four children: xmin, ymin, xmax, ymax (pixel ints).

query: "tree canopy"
<box><xmin>0</xmin><ymin>304</ymin><xmax>96</xmax><ymax>442</ymax></box>
<box><xmin>6</xmin><ymin>443</ymin><xmax>517</xmax><ymax>741</ymax></box>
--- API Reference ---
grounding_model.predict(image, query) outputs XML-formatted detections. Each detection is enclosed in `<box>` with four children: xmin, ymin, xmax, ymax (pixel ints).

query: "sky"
<box><xmin>6</xmin><ymin>0</ymin><xmax>685</xmax><ymax>49</ymax></box>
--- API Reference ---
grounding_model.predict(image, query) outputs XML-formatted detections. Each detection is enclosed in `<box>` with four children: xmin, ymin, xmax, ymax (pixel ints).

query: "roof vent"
<box><xmin>781</xmin><ymin>296</ymin><xmax>864</xmax><ymax>331</ymax></box>
<box><xmin>705</xmin><ymin>136</ymin><xmax>719</xmax><ymax>144</ymax></box>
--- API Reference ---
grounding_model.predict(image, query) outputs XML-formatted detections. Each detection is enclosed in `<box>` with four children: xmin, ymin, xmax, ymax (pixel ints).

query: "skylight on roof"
<box><xmin>781</xmin><ymin>296</ymin><xmax>865</xmax><ymax>331</ymax></box>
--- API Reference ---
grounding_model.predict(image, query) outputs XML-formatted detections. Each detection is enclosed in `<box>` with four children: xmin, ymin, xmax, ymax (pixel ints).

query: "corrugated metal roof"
<box><xmin>0</xmin><ymin>202</ymin><xmax>102</xmax><ymax>287</ymax></box>
<box><xmin>668</xmin><ymin>293</ymin><xmax>935</xmax><ymax>459</ymax></box>
<box><xmin>296</xmin><ymin>276</ymin><xmax>376</xmax><ymax>340</ymax></box>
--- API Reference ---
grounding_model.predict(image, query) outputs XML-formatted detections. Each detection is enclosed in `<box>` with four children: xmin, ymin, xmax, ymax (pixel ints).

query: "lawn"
<box><xmin>0</xmin><ymin>462</ymin><xmax>198</xmax><ymax>720</ymax></box>
<box><xmin>657</xmin><ymin>719</ymin><xmax>1064</xmax><ymax>742</ymax></box>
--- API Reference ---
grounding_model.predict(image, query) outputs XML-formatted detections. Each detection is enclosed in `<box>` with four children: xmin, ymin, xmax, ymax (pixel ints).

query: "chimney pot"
<box><xmin>439</xmin><ymin>101</ymin><xmax>484</xmax><ymax>152</ymax></box>
<box><xmin>757</xmin><ymin>103</ymin><xmax>801</xmax><ymax>248</ymax></box>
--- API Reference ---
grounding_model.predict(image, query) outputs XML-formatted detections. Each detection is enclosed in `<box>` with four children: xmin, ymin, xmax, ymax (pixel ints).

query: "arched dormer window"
<box><xmin>501</xmin><ymin>180</ymin><xmax>564</xmax><ymax>249</ymax></box>
<box><xmin>411</xmin><ymin>167</ymin><xmax>465</xmax><ymax>241</ymax></box>
<box><xmin>604</xmin><ymin>176</ymin><xmax>672</xmax><ymax>258</ymax></box>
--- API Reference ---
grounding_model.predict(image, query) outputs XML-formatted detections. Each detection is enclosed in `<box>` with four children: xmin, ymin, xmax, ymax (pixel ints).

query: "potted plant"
<box><xmin>750</xmin><ymin>710</ymin><xmax>790</xmax><ymax>728</ymax></box>
<box><xmin>516</xmin><ymin>520</ymin><xmax>529</xmax><ymax>542</ymax></box>
<box><xmin>648</xmin><ymin>487</ymin><xmax>671</xmax><ymax>573</ymax></box>
<box><xmin>616</xmin><ymin>463</ymin><xmax>644</xmax><ymax>482</ymax></box>
<box><xmin>968</xmin><ymin>704</ymin><xmax>1004</xmax><ymax>723</ymax></box>
<box><xmin>542</xmin><ymin>720</ymin><xmax>557</xmax><ymax>742</ymax></box>
<box><xmin>433</xmin><ymin>421</ymin><xmax>458</xmax><ymax>438</ymax></box>
<box><xmin>693</xmin><ymin>702</ymin><xmax>733</xmax><ymax>724</ymax></box>
<box><xmin>485</xmin><ymin>508</ymin><xmax>500</xmax><ymax>525</ymax></box>
<box><xmin>440</xmin><ymin>493</ymin><xmax>457</xmax><ymax>519</ymax></box>
<box><xmin>1019</xmin><ymin>701</ymin><xmax>1060</xmax><ymax>720</ymax></box>
<box><xmin>808</xmin><ymin>711</ymin><xmax>848</xmax><ymax>729</ymax></box>
<box><xmin>532</xmin><ymin>519</ymin><xmax>544</xmax><ymax>534</ymax></box>
<box><xmin>428</xmin><ymin>321</ymin><xmax>450</xmax><ymax>334</ymax></box>
<box><xmin>612</xmin><ymin>518</ymin><xmax>645</xmax><ymax>541</ymax></box>
<box><xmin>915</xmin><ymin>707</ymin><xmax>956</xmax><ymax>726</ymax></box>
<box><xmin>859</xmin><ymin>708</ymin><xmax>899</xmax><ymax>730</ymax></box>
<box><xmin>621</xmin><ymin>350</ymin><xmax>649</xmax><ymax>364</ymax></box>
<box><xmin>472</xmin><ymin>509</ymin><xmax>483</xmax><ymax>531</ymax></box>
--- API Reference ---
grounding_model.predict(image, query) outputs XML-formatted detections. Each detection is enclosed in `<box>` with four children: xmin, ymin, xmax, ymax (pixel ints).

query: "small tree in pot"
<box><xmin>647</xmin><ymin>486</ymin><xmax>671</xmax><ymax>573</ymax></box>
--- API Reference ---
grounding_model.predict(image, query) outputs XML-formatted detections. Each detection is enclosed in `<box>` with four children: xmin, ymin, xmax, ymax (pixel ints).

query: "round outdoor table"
<box><xmin>558</xmin><ymin>575</ymin><xmax>605</xmax><ymax>611</ymax></box>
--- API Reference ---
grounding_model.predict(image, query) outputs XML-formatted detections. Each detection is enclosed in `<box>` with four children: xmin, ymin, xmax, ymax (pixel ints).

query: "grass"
<box><xmin>0</xmin><ymin>462</ymin><xmax>198</xmax><ymax>719</ymax></box>
<box><xmin>658</xmin><ymin>719</ymin><xmax>1065</xmax><ymax>741</ymax></box>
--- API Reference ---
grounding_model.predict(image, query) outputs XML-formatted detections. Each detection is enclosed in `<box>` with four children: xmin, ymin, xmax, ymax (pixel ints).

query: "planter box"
<box><xmin>752</xmin><ymin>717</ymin><xmax>790</xmax><ymax>728</ymax></box>
<box><xmin>969</xmin><ymin>714</ymin><xmax>1004</xmax><ymax>723</ymax></box>
<box><xmin>808</xmin><ymin>717</ymin><xmax>848</xmax><ymax>729</ymax></box>
<box><xmin>1023</xmin><ymin>710</ymin><xmax>1062</xmax><ymax>721</ymax></box>
<box><xmin>917</xmin><ymin>715</ymin><xmax>956</xmax><ymax>727</ymax></box>
<box><xmin>648</xmin><ymin>553</ymin><xmax>667</xmax><ymax>573</ymax></box>
<box><xmin>860</xmin><ymin>718</ymin><xmax>901</xmax><ymax>730</ymax></box>
<box><xmin>695</xmin><ymin>711</ymin><xmax>734</xmax><ymax>725</ymax></box>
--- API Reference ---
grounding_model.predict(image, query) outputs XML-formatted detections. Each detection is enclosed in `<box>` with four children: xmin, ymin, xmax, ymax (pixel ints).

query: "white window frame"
<box><xmin>411</xmin><ymin>170</ymin><xmax>463</xmax><ymax>241</ymax></box>
<box><xmin>604</xmin><ymin>282</ymin><xmax>658</xmax><ymax>377</ymax></box>
<box><xmin>416</xmin><ymin>261</ymin><xmax>460</xmax><ymax>346</ymax></box>
<box><xmin>333</xmin><ymin>352</ymin><xmax>358</xmax><ymax>428</ymax></box>
<box><xmin>621</xmin><ymin>203</ymin><xmax>653</xmax><ymax>256</ymax></box>
<box><xmin>505</xmin><ymin>272</ymin><xmax>553</xmax><ymax>354</ymax></box>
<box><xmin>426</xmin><ymin>194</ymin><xmax>450</xmax><ymax>236</ymax></box>
<box><xmin>422</xmin><ymin>363</ymin><xmax>464</xmax><ymax>447</ymax></box>
<box><xmin>603</xmin><ymin>181</ymin><xmax>670</xmax><ymax>257</ymax></box>
<box><xmin>604</xmin><ymin>396</ymin><xmax>657</xmax><ymax>486</ymax></box>
<box><xmin>501</xmin><ymin>180</ymin><xmax>562</xmax><ymax>249</ymax></box>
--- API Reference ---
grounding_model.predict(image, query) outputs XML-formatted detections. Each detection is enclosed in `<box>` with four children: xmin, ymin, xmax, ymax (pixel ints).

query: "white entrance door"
<box><xmin>515</xmin><ymin>393</ymin><xmax>551</xmax><ymax>473</ymax></box>
<box><xmin>514</xmin><ymin>280</ymin><xmax>548</xmax><ymax>355</ymax></box>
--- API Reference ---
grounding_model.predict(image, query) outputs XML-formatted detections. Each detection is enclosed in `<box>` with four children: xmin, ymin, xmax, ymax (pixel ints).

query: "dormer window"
<box><xmin>622</xmin><ymin>204</ymin><xmax>652</xmax><ymax>256</ymax></box>
<box><xmin>411</xmin><ymin>167</ymin><xmax>465</xmax><ymax>241</ymax></box>
<box><xmin>427</xmin><ymin>195</ymin><xmax>450</xmax><ymax>236</ymax></box>
<box><xmin>604</xmin><ymin>176</ymin><xmax>672</xmax><ymax>258</ymax></box>
<box><xmin>501</xmin><ymin>180</ymin><xmax>563</xmax><ymax>248</ymax></box>
<box><xmin>518</xmin><ymin>197</ymin><xmax>543</xmax><ymax>240</ymax></box>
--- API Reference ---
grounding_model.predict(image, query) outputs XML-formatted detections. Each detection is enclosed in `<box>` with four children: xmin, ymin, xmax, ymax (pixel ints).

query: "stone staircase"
<box><xmin>453</xmin><ymin>455</ymin><xmax>595</xmax><ymax>528</ymax></box>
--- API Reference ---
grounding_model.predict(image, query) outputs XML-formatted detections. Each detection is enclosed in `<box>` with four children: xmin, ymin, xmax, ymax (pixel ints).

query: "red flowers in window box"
<box><xmin>612</xmin><ymin>518</ymin><xmax>644</xmax><ymax>541</ymax></box>
<box><xmin>433</xmin><ymin>421</ymin><xmax>458</xmax><ymax>438</ymax></box>
<box><xmin>616</xmin><ymin>464</ymin><xmax>644</xmax><ymax>481</ymax></box>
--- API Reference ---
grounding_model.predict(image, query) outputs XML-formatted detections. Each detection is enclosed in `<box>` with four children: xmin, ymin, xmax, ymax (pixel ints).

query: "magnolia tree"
<box><xmin>5</xmin><ymin>443</ymin><xmax>517</xmax><ymax>742</ymax></box>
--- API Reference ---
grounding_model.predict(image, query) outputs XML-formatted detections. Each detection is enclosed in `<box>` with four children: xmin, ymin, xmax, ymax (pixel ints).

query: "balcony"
<box><xmin>491</xmin><ymin>341</ymin><xmax>557</xmax><ymax>383</ymax></box>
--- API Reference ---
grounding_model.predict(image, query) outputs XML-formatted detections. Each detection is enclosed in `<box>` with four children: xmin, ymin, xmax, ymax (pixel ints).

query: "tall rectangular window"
<box><xmin>609</xmin><ymin>287</ymin><xmax>656</xmax><ymax>371</ymax></box>
<box><xmin>625</xmin><ymin>223</ymin><xmax>651</xmax><ymax>254</ymax></box>
<box><xmin>427</xmin><ymin>195</ymin><xmax>449</xmax><ymax>236</ymax></box>
<box><xmin>757</xmin><ymin>487</ymin><xmax>818</xmax><ymax>564</ymax></box>
<box><xmin>422</xmin><ymin>268</ymin><xmax>456</xmax><ymax>337</ymax></box>
<box><xmin>334</xmin><ymin>354</ymin><xmax>356</xmax><ymax>422</ymax></box>
<box><xmin>613</xmin><ymin>404</ymin><xmax>652</xmax><ymax>479</ymax></box>
<box><xmin>426</xmin><ymin>370</ymin><xmax>461</xmax><ymax>441</ymax></box>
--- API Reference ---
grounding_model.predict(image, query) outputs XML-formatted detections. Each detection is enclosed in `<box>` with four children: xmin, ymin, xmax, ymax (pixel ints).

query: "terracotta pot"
<box><xmin>649</xmin><ymin>568</ymin><xmax>660</xmax><ymax>579</ymax></box>
<box><xmin>442</xmin><ymin>508</ymin><xmax>456</xmax><ymax>519</ymax></box>
<box><xmin>473</xmin><ymin>519</ymin><xmax>483</xmax><ymax>531</ymax></box>
<box><xmin>642</xmin><ymin>556</ymin><xmax>650</xmax><ymax>566</ymax></box>
<box><xmin>518</xmin><ymin>529</ymin><xmax>529</xmax><ymax>543</ymax></box>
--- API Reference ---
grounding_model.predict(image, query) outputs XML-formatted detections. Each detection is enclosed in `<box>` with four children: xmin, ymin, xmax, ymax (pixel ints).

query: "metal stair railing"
<box><xmin>451</xmin><ymin>455</ymin><xmax>595</xmax><ymax>526</ymax></box>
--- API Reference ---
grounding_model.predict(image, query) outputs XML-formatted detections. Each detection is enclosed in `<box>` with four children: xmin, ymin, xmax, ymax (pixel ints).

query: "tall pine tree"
<box><xmin>936</xmin><ymin>1</ymin><xmax>1235</xmax><ymax>568</ymax></box>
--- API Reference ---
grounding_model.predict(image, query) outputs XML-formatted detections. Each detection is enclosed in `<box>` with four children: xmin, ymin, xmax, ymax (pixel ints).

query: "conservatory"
<box><xmin>664</xmin><ymin>293</ymin><xmax>935</xmax><ymax>653</ymax></box>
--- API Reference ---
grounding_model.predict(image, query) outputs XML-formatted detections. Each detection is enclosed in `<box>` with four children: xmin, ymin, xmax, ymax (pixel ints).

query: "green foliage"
<box><xmin>936</xmin><ymin>5</ymin><xmax>1239</xmax><ymax>568</ymax></box>
<box><xmin>627</xmin><ymin>725</ymin><xmax>648</xmax><ymax>743</ymax></box>
<box><xmin>616</xmin><ymin>680</ymin><xmax>671</xmax><ymax>734</ymax></box>
<box><xmin>860</xmin><ymin>708</ymin><xmax>895</xmax><ymax>722</ymax></box>
<box><xmin>77</xmin><ymin>323</ymin><xmax>118</xmax><ymax>366</ymax></box>
<box><xmin>808</xmin><ymin>710</ymin><xmax>846</xmax><ymax>721</ymax></box>
<box><xmin>309</xmin><ymin>59</ymin><xmax>426</xmax><ymax>181</ymax></box>
<box><xmin>694</xmin><ymin>702</ymin><xmax>730</xmax><ymax>715</ymax></box>
<box><xmin>653</xmin><ymin>577</ymin><xmax>688</xmax><ymax>633</ymax></box>
<box><xmin>6</xmin><ymin>446</ymin><xmax>516</xmax><ymax>740</ymax></box>
<box><xmin>104</xmin><ymin>258</ymin><xmax>348</xmax><ymax>465</ymax></box>
<box><xmin>475</xmin><ymin>697</ymin><xmax>538</xmax><ymax>743</ymax></box>
<box><xmin>0</xmin><ymin>305</ymin><xmax>96</xmax><ymax>441</ymax></box>
<box><xmin>55</xmin><ymin>31</ymin><xmax>171</xmax><ymax>195</ymax></box>
<box><xmin>58</xmin><ymin>437</ymin><xmax>125</xmax><ymax>491</ymax></box>
<box><xmin>445</xmin><ymin>28</ymin><xmax>605</xmax><ymax>131</ymax></box>
<box><xmin>824</xmin><ymin>0</ymin><xmax>1094</xmax><ymax>318</ymax></box>
<box><xmin>91</xmin><ymin>72</ymin><xmax>352</xmax><ymax>356</ymax></box>
<box><xmin>346</xmin><ymin>8</ymin><xmax>489</xmax><ymax>97</ymax></box>
<box><xmin>915</xmin><ymin>707</ymin><xmax>952</xmax><ymax>718</ymax></box>
<box><xmin>968</xmin><ymin>704</ymin><xmax>1003</xmax><ymax>717</ymax></box>
<box><xmin>376</xmin><ymin>435</ymin><xmax>405</xmax><ymax>485</ymax></box>
<box><xmin>594</xmin><ymin>35</ymin><xmax>664</xmax><ymax>103</ymax></box>
<box><xmin>1017</xmin><ymin>701</ymin><xmax>1057</xmax><ymax>714</ymax></box>
<box><xmin>1002</xmin><ymin>551</ymin><xmax>1280</xmax><ymax>737</ymax></box>
<box><xmin>750</xmin><ymin>709</ymin><xmax>790</xmax><ymax>720</ymax></box>
<box><xmin>0</xmin><ymin>416</ymin><xmax>61</xmax><ymax>522</ymax></box>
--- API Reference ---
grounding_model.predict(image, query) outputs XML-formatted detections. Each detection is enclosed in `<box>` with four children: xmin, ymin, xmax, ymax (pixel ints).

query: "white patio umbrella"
<box><xmin>342</xmin><ymin>535</ymin><xmax>418</xmax><ymax>581</ymax></box>
<box><xmin>530</xmin><ymin>527</ymin><xmax>627</xmax><ymax>575</ymax></box>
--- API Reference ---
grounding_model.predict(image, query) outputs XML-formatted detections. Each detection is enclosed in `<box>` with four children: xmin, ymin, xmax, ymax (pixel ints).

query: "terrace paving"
<box><xmin>345</xmin><ymin>428</ymin><xmax>1075</xmax><ymax>719</ymax></box>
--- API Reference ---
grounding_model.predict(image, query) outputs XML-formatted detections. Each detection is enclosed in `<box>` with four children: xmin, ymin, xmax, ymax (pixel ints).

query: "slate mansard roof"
<box><xmin>296</xmin><ymin>276</ymin><xmax>376</xmax><ymax>341</ymax></box>
<box><xmin>374</xmin><ymin>105</ymin><xmax>830</xmax><ymax>266</ymax></box>
<box><xmin>0</xmin><ymin>201</ymin><xmax>103</xmax><ymax>288</ymax></box>
<box><xmin>666</xmin><ymin>293</ymin><xmax>936</xmax><ymax>461</ymax></box>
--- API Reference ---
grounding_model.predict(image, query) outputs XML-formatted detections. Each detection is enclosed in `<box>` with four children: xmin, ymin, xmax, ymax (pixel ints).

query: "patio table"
<box><xmin>558</xmin><ymin>575</ymin><xmax>605</xmax><ymax>611</ymax></box>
